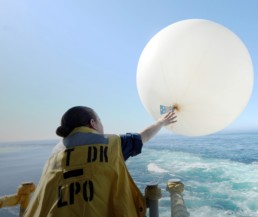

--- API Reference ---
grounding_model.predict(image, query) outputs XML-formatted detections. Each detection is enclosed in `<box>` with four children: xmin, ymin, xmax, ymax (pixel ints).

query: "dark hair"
<box><xmin>56</xmin><ymin>106</ymin><xmax>97</xmax><ymax>138</ymax></box>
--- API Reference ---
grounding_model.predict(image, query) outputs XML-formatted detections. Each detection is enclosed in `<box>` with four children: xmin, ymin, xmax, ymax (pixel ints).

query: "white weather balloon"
<box><xmin>137</xmin><ymin>19</ymin><xmax>253</xmax><ymax>136</ymax></box>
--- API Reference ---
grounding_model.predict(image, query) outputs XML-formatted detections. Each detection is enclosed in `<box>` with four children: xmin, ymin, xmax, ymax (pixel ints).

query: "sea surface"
<box><xmin>0</xmin><ymin>132</ymin><xmax>258</xmax><ymax>217</ymax></box>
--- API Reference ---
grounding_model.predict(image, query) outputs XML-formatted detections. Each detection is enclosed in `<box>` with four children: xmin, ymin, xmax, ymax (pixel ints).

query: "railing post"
<box><xmin>0</xmin><ymin>182</ymin><xmax>35</xmax><ymax>217</ymax></box>
<box><xmin>18</xmin><ymin>183</ymin><xmax>36</xmax><ymax>217</ymax></box>
<box><xmin>166</xmin><ymin>179</ymin><xmax>189</xmax><ymax>217</ymax></box>
<box><xmin>145</xmin><ymin>183</ymin><xmax>162</xmax><ymax>217</ymax></box>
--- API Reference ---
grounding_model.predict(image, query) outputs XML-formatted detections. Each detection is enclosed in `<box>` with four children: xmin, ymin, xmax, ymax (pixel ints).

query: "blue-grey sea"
<box><xmin>0</xmin><ymin>132</ymin><xmax>258</xmax><ymax>217</ymax></box>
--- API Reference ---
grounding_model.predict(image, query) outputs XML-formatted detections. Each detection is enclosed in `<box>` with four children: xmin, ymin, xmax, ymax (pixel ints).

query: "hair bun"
<box><xmin>56</xmin><ymin>126</ymin><xmax>72</xmax><ymax>138</ymax></box>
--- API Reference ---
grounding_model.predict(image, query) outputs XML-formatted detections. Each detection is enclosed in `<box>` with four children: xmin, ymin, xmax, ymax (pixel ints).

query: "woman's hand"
<box><xmin>140</xmin><ymin>112</ymin><xmax>177</xmax><ymax>144</ymax></box>
<box><xmin>157</xmin><ymin>112</ymin><xmax>177</xmax><ymax>127</ymax></box>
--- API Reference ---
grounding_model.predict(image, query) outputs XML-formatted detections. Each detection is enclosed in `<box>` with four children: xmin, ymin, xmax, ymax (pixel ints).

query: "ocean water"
<box><xmin>0</xmin><ymin>132</ymin><xmax>258</xmax><ymax>217</ymax></box>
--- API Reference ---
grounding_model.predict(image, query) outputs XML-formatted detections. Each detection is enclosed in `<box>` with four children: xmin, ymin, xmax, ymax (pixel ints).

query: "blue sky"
<box><xmin>0</xmin><ymin>0</ymin><xmax>257</xmax><ymax>141</ymax></box>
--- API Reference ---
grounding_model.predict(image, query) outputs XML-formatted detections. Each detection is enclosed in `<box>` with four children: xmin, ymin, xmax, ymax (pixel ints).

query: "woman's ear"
<box><xmin>89</xmin><ymin>118</ymin><xmax>96</xmax><ymax>129</ymax></box>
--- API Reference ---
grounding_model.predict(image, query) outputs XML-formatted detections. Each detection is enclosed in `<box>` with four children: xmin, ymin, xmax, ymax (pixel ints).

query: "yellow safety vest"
<box><xmin>24</xmin><ymin>127</ymin><xmax>146</xmax><ymax>217</ymax></box>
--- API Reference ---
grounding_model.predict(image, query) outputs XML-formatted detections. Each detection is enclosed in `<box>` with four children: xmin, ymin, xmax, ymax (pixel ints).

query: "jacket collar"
<box><xmin>69</xmin><ymin>126</ymin><xmax>99</xmax><ymax>136</ymax></box>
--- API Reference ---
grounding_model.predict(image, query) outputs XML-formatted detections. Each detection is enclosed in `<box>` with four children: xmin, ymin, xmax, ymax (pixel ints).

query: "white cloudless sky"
<box><xmin>0</xmin><ymin>0</ymin><xmax>257</xmax><ymax>141</ymax></box>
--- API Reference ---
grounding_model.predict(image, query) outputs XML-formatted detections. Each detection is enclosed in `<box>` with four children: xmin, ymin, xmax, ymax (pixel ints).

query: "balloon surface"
<box><xmin>137</xmin><ymin>19</ymin><xmax>253</xmax><ymax>136</ymax></box>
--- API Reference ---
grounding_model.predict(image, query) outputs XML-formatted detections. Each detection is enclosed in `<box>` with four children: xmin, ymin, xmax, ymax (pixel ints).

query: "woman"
<box><xmin>24</xmin><ymin>106</ymin><xmax>177</xmax><ymax>217</ymax></box>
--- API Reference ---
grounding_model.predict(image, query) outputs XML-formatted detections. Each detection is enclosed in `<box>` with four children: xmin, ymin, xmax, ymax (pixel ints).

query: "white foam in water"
<box><xmin>128</xmin><ymin>144</ymin><xmax>258</xmax><ymax>217</ymax></box>
<box><xmin>147</xmin><ymin>163</ymin><xmax>168</xmax><ymax>173</ymax></box>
